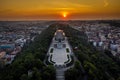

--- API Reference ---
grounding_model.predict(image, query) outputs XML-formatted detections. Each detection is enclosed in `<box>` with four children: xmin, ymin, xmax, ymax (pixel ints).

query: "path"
<box><xmin>56</xmin><ymin>68</ymin><xmax>65</xmax><ymax>80</ymax></box>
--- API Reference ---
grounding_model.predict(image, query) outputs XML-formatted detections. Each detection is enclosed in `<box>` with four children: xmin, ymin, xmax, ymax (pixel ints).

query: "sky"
<box><xmin>0</xmin><ymin>0</ymin><xmax>120</xmax><ymax>20</ymax></box>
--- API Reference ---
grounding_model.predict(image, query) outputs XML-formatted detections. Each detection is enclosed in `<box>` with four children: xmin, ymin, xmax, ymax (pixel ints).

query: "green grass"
<box><xmin>66</xmin><ymin>48</ymin><xmax>70</xmax><ymax>53</ymax></box>
<box><xmin>45</xmin><ymin>55</ymin><xmax>53</xmax><ymax>65</ymax></box>
<box><xmin>50</xmin><ymin>48</ymin><xmax>53</xmax><ymax>53</ymax></box>
<box><xmin>66</xmin><ymin>55</ymin><xmax>74</xmax><ymax>67</ymax></box>
<box><xmin>50</xmin><ymin>55</ymin><xmax>55</xmax><ymax>64</ymax></box>
<box><xmin>64</xmin><ymin>55</ymin><xmax>70</xmax><ymax>64</ymax></box>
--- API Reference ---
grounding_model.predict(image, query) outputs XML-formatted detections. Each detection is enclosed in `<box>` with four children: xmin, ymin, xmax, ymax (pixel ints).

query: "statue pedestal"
<box><xmin>57</xmin><ymin>43</ymin><xmax>62</xmax><ymax>49</ymax></box>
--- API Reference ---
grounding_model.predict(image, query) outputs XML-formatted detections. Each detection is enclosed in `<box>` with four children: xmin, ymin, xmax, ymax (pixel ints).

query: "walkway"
<box><xmin>48</xmin><ymin>37</ymin><xmax>72</xmax><ymax>66</ymax></box>
<box><xmin>56</xmin><ymin>68</ymin><xmax>65</xmax><ymax>80</ymax></box>
<box><xmin>45</xmin><ymin>31</ymin><xmax>75</xmax><ymax>80</ymax></box>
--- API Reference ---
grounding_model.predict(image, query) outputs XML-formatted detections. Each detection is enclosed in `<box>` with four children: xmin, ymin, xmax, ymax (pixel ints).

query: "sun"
<box><xmin>63</xmin><ymin>14</ymin><xmax>67</xmax><ymax>18</ymax></box>
<box><xmin>63</xmin><ymin>12</ymin><xmax>67</xmax><ymax>18</ymax></box>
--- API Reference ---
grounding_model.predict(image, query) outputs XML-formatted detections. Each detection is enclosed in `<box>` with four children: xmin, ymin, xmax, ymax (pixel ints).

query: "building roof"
<box><xmin>54</xmin><ymin>30</ymin><xmax>65</xmax><ymax>40</ymax></box>
<box><xmin>0</xmin><ymin>51</ymin><xmax>6</xmax><ymax>59</ymax></box>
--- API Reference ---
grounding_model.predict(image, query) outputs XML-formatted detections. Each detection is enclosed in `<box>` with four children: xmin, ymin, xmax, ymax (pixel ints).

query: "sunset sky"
<box><xmin>0</xmin><ymin>0</ymin><xmax>120</xmax><ymax>20</ymax></box>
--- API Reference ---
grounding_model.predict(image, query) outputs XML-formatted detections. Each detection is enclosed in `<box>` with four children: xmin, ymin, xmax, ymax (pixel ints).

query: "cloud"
<box><xmin>104</xmin><ymin>0</ymin><xmax>109</xmax><ymax>7</ymax></box>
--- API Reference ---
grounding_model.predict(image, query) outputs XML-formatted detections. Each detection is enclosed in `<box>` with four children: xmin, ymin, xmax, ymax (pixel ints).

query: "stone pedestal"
<box><xmin>57</xmin><ymin>43</ymin><xmax>63</xmax><ymax>49</ymax></box>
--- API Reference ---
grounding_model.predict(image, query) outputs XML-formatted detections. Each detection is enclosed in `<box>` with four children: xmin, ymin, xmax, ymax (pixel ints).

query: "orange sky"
<box><xmin>0</xmin><ymin>0</ymin><xmax>120</xmax><ymax>20</ymax></box>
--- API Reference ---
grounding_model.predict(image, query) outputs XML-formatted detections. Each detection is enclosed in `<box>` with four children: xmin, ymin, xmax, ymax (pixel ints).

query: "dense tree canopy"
<box><xmin>0</xmin><ymin>23</ymin><xmax>120</xmax><ymax>80</ymax></box>
<box><xmin>51</xmin><ymin>23</ymin><xmax>120</xmax><ymax>80</ymax></box>
<box><xmin>0</xmin><ymin>25</ymin><xmax>56</xmax><ymax>80</ymax></box>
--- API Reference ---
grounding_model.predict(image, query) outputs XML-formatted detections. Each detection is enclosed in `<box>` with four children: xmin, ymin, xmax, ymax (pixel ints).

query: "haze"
<box><xmin>0</xmin><ymin>0</ymin><xmax>120</xmax><ymax>20</ymax></box>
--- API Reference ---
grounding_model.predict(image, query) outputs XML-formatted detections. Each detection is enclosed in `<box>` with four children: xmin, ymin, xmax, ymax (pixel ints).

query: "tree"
<box><xmin>42</xmin><ymin>65</ymin><xmax>56</xmax><ymax>80</ymax></box>
<box><xmin>20</xmin><ymin>74</ymin><xmax>28</xmax><ymax>80</ymax></box>
<box><xmin>31</xmin><ymin>67</ymin><xmax>42</xmax><ymax>80</ymax></box>
<box><xmin>65</xmin><ymin>68</ymin><xmax>79</xmax><ymax>80</ymax></box>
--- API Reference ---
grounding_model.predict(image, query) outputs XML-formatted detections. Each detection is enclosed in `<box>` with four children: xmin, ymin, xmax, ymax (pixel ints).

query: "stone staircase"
<box><xmin>56</xmin><ymin>69</ymin><xmax>65</xmax><ymax>80</ymax></box>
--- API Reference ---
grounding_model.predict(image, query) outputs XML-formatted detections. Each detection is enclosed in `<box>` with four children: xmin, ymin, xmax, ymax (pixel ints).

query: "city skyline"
<box><xmin>0</xmin><ymin>0</ymin><xmax>120</xmax><ymax>20</ymax></box>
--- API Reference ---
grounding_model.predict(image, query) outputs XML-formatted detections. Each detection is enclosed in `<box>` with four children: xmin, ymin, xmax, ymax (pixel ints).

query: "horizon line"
<box><xmin>0</xmin><ymin>18</ymin><xmax>120</xmax><ymax>22</ymax></box>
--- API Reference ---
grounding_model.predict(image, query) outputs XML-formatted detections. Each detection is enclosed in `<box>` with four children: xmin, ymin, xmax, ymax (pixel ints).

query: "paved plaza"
<box><xmin>49</xmin><ymin>37</ymin><xmax>71</xmax><ymax>65</ymax></box>
<box><xmin>46</xmin><ymin>30</ymin><xmax>74</xmax><ymax>80</ymax></box>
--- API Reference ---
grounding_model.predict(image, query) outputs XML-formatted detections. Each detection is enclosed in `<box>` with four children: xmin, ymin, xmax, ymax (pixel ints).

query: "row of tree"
<box><xmin>50</xmin><ymin>23</ymin><xmax>120</xmax><ymax>80</ymax></box>
<box><xmin>0</xmin><ymin>25</ymin><xmax>57</xmax><ymax>80</ymax></box>
<box><xmin>1</xmin><ymin>23</ymin><xmax>119</xmax><ymax>80</ymax></box>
